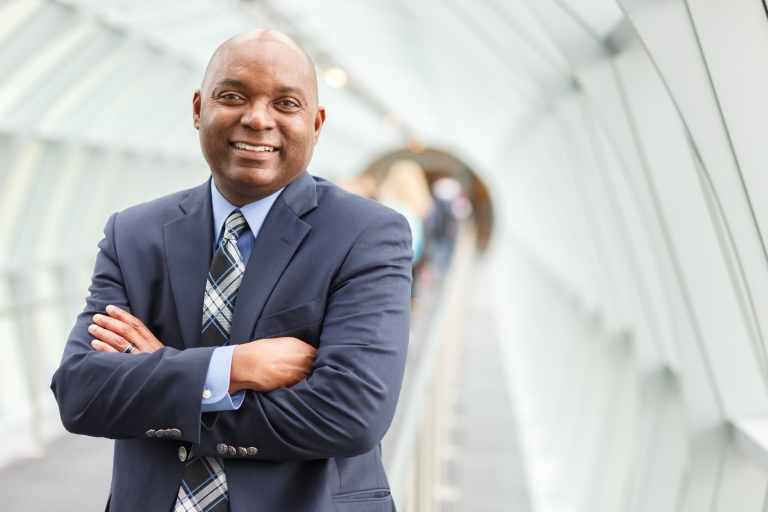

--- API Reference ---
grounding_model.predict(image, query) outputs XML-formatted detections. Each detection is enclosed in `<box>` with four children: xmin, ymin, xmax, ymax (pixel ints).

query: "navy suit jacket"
<box><xmin>51</xmin><ymin>172</ymin><xmax>413</xmax><ymax>512</ymax></box>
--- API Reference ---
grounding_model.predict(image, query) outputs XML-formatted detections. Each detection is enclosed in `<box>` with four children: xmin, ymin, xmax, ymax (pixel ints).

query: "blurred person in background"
<box><xmin>377</xmin><ymin>159</ymin><xmax>434</xmax><ymax>266</ymax></box>
<box><xmin>336</xmin><ymin>171</ymin><xmax>378</xmax><ymax>199</ymax></box>
<box><xmin>50</xmin><ymin>29</ymin><xmax>412</xmax><ymax>512</ymax></box>
<box><xmin>431</xmin><ymin>177</ymin><xmax>471</xmax><ymax>274</ymax></box>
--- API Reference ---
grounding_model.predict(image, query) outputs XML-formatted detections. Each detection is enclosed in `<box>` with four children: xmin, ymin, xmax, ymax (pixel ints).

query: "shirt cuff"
<box><xmin>201</xmin><ymin>345</ymin><xmax>245</xmax><ymax>412</ymax></box>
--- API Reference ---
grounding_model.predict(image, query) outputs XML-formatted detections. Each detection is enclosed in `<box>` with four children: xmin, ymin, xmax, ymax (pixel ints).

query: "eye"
<box><xmin>278</xmin><ymin>99</ymin><xmax>299</xmax><ymax>108</ymax></box>
<box><xmin>221</xmin><ymin>93</ymin><xmax>241</xmax><ymax>100</ymax></box>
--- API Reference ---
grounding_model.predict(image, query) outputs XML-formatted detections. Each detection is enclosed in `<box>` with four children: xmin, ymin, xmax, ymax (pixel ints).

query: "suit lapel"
<box><xmin>228</xmin><ymin>172</ymin><xmax>317</xmax><ymax>345</ymax></box>
<box><xmin>163</xmin><ymin>181</ymin><xmax>214</xmax><ymax>349</ymax></box>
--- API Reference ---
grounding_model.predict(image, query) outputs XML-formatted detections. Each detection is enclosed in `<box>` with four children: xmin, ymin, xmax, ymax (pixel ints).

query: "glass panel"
<box><xmin>0</xmin><ymin>0</ymin><xmax>44</xmax><ymax>49</ymax></box>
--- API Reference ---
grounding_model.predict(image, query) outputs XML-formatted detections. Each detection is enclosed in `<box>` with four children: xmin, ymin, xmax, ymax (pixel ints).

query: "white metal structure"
<box><xmin>2</xmin><ymin>0</ymin><xmax>768</xmax><ymax>510</ymax></box>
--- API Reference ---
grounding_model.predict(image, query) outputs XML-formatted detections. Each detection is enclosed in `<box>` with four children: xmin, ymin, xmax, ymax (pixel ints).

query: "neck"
<box><xmin>212</xmin><ymin>178</ymin><xmax>277</xmax><ymax>207</ymax></box>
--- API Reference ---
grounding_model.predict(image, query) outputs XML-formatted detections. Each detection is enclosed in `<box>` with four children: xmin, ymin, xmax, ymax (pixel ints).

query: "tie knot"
<box><xmin>222</xmin><ymin>210</ymin><xmax>247</xmax><ymax>242</ymax></box>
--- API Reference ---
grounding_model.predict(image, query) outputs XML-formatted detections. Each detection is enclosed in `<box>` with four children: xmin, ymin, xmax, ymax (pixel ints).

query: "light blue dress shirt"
<box><xmin>201</xmin><ymin>180</ymin><xmax>283</xmax><ymax>412</ymax></box>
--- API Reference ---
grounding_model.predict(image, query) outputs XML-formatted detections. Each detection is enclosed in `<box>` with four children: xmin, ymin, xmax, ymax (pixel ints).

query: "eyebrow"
<box><xmin>215</xmin><ymin>78</ymin><xmax>247</xmax><ymax>88</ymax></box>
<box><xmin>277</xmin><ymin>86</ymin><xmax>306</xmax><ymax>98</ymax></box>
<box><xmin>213</xmin><ymin>80</ymin><xmax>307</xmax><ymax>100</ymax></box>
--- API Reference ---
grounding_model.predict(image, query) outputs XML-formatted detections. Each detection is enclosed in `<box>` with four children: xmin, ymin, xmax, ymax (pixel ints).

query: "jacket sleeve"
<box><xmin>196</xmin><ymin>211</ymin><xmax>413</xmax><ymax>461</ymax></box>
<box><xmin>50</xmin><ymin>212</ymin><xmax>216</xmax><ymax>443</ymax></box>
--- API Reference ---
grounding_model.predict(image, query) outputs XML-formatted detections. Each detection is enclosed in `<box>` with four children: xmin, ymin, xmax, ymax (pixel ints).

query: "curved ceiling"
<box><xmin>0</xmin><ymin>0</ymin><xmax>610</xmax><ymax>182</ymax></box>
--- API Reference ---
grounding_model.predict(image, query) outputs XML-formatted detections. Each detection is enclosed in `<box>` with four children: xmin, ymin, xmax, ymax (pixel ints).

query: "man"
<box><xmin>51</xmin><ymin>29</ymin><xmax>412</xmax><ymax>512</ymax></box>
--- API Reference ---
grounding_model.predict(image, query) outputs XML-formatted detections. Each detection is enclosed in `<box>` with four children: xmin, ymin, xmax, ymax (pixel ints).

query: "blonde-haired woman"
<box><xmin>378</xmin><ymin>159</ymin><xmax>434</xmax><ymax>263</ymax></box>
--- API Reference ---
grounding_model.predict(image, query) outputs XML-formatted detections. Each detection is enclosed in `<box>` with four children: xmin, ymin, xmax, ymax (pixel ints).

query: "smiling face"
<box><xmin>193</xmin><ymin>30</ymin><xmax>325</xmax><ymax>206</ymax></box>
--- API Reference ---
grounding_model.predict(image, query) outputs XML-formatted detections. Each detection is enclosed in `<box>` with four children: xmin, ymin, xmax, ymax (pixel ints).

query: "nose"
<box><xmin>240</xmin><ymin>100</ymin><xmax>276</xmax><ymax>131</ymax></box>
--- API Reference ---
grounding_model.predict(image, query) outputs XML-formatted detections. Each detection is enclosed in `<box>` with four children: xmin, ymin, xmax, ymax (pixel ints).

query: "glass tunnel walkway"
<box><xmin>7</xmin><ymin>0</ymin><xmax>768</xmax><ymax>511</ymax></box>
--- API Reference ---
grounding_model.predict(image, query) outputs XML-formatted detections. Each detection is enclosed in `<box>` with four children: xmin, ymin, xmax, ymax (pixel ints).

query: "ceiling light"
<box><xmin>324</xmin><ymin>67</ymin><xmax>348</xmax><ymax>89</ymax></box>
<box><xmin>382</xmin><ymin>113</ymin><xmax>402</xmax><ymax>133</ymax></box>
<box><xmin>407</xmin><ymin>134</ymin><xmax>426</xmax><ymax>153</ymax></box>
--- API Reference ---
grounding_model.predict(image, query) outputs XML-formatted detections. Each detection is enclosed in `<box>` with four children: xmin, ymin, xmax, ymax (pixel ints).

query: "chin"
<box><xmin>232</xmin><ymin>169</ymin><xmax>305</xmax><ymax>195</ymax></box>
<box><xmin>232</xmin><ymin>167</ymin><xmax>281</xmax><ymax>186</ymax></box>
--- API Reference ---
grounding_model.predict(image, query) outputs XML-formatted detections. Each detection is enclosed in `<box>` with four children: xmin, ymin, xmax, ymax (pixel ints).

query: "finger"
<box><xmin>93</xmin><ymin>313</ymin><xmax>143</xmax><ymax>347</ymax></box>
<box><xmin>106</xmin><ymin>305</ymin><xmax>152</xmax><ymax>339</ymax></box>
<box><xmin>91</xmin><ymin>340</ymin><xmax>119</xmax><ymax>353</ymax></box>
<box><xmin>92</xmin><ymin>339</ymin><xmax>141</xmax><ymax>354</ymax></box>
<box><xmin>88</xmin><ymin>324</ymin><xmax>132</xmax><ymax>353</ymax></box>
<box><xmin>105</xmin><ymin>305</ymin><xmax>162</xmax><ymax>346</ymax></box>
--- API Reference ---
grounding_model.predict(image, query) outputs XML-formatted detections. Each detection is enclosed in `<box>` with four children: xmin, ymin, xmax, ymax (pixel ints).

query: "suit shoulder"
<box><xmin>114</xmin><ymin>183</ymin><xmax>205</xmax><ymax>228</ymax></box>
<box><xmin>313</xmin><ymin>176</ymin><xmax>396</xmax><ymax>222</ymax></box>
<box><xmin>308</xmin><ymin>177</ymin><xmax>411</xmax><ymax>254</ymax></box>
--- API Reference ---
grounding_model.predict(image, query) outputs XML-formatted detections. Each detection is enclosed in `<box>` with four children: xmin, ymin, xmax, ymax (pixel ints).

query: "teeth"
<box><xmin>233</xmin><ymin>142</ymin><xmax>276</xmax><ymax>152</ymax></box>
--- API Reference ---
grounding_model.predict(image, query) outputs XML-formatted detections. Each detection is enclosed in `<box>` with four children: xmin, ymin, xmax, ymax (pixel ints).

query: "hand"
<box><xmin>229</xmin><ymin>337</ymin><xmax>317</xmax><ymax>393</ymax></box>
<box><xmin>89</xmin><ymin>305</ymin><xmax>165</xmax><ymax>354</ymax></box>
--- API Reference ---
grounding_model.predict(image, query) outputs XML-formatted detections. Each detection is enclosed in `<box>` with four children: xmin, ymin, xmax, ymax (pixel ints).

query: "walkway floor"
<box><xmin>0</xmin><ymin>432</ymin><xmax>113</xmax><ymax>510</ymax></box>
<box><xmin>448</xmin><ymin>257</ymin><xmax>531</xmax><ymax>512</ymax></box>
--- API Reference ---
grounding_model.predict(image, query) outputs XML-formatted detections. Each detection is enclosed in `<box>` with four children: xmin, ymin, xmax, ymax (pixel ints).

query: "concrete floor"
<box><xmin>0</xmin><ymin>433</ymin><xmax>113</xmax><ymax>510</ymax></box>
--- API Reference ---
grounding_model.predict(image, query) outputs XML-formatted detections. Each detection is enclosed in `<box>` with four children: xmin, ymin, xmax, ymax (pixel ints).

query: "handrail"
<box><xmin>0</xmin><ymin>260</ymin><xmax>90</xmax><ymax>468</ymax></box>
<box><xmin>385</xmin><ymin>224</ymin><xmax>476</xmax><ymax>511</ymax></box>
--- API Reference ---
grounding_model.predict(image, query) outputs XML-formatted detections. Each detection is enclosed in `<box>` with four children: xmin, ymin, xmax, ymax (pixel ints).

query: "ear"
<box><xmin>192</xmin><ymin>89</ymin><xmax>202</xmax><ymax>130</ymax></box>
<box><xmin>313</xmin><ymin>106</ymin><xmax>326</xmax><ymax>144</ymax></box>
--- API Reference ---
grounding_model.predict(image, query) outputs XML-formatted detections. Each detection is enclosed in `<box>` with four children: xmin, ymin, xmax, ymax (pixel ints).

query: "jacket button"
<box><xmin>246</xmin><ymin>447</ymin><xmax>258</xmax><ymax>456</ymax></box>
<box><xmin>146</xmin><ymin>430</ymin><xmax>156</xmax><ymax>437</ymax></box>
<box><xmin>216</xmin><ymin>444</ymin><xmax>228</xmax><ymax>454</ymax></box>
<box><xmin>227</xmin><ymin>446</ymin><xmax>236</xmax><ymax>456</ymax></box>
<box><xmin>178</xmin><ymin>446</ymin><xmax>188</xmax><ymax>462</ymax></box>
<box><xmin>237</xmin><ymin>447</ymin><xmax>247</xmax><ymax>456</ymax></box>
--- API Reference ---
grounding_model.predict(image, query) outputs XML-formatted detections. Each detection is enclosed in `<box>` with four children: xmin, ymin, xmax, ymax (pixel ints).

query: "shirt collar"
<box><xmin>210</xmin><ymin>179</ymin><xmax>283</xmax><ymax>246</ymax></box>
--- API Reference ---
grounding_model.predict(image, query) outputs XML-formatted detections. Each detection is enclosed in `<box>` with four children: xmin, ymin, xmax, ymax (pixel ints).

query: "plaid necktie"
<box><xmin>174</xmin><ymin>210</ymin><xmax>248</xmax><ymax>512</ymax></box>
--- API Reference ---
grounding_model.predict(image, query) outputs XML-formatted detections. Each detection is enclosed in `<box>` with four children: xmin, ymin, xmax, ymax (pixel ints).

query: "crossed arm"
<box><xmin>89</xmin><ymin>305</ymin><xmax>315</xmax><ymax>394</ymax></box>
<box><xmin>52</xmin><ymin>210</ymin><xmax>413</xmax><ymax>461</ymax></box>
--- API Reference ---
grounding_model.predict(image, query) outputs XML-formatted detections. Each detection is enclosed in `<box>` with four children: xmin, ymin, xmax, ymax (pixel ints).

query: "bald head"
<box><xmin>202</xmin><ymin>29</ymin><xmax>318</xmax><ymax>105</ymax></box>
<box><xmin>192</xmin><ymin>28</ymin><xmax>326</xmax><ymax>207</ymax></box>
